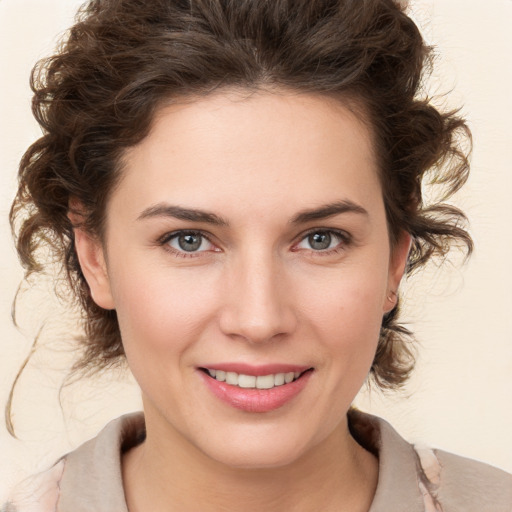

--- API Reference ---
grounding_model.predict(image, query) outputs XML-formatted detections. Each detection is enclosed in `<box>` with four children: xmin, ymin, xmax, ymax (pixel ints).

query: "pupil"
<box><xmin>178</xmin><ymin>233</ymin><xmax>201</xmax><ymax>251</ymax></box>
<box><xmin>309</xmin><ymin>232</ymin><xmax>331</xmax><ymax>250</ymax></box>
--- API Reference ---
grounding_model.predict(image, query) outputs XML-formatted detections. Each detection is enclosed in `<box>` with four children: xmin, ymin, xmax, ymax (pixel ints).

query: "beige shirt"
<box><xmin>3</xmin><ymin>411</ymin><xmax>512</xmax><ymax>511</ymax></box>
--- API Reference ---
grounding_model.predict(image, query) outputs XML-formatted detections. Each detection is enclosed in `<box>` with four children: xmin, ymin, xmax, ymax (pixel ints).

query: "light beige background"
<box><xmin>1</xmin><ymin>0</ymin><xmax>511</xmax><ymax>499</ymax></box>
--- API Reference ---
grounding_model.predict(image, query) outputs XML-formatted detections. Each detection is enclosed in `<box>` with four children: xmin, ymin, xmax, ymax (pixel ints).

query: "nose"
<box><xmin>218</xmin><ymin>250</ymin><xmax>297</xmax><ymax>344</ymax></box>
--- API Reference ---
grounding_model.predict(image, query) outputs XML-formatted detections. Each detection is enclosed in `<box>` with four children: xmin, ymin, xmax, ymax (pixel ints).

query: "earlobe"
<box><xmin>384</xmin><ymin>232</ymin><xmax>412</xmax><ymax>313</ymax></box>
<box><xmin>73</xmin><ymin>227</ymin><xmax>115</xmax><ymax>310</ymax></box>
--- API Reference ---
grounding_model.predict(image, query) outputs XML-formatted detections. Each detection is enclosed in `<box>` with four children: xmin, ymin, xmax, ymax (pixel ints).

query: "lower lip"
<box><xmin>199</xmin><ymin>370</ymin><xmax>313</xmax><ymax>413</ymax></box>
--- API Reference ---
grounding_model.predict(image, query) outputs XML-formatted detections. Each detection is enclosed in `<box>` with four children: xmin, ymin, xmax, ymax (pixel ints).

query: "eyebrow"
<box><xmin>137</xmin><ymin>204</ymin><xmax>229</xmax><ymax>226</ymax></box>
<box><xmin>290</xmin><ymin>200</ymin><xmax>368</xmax><ymax>224</ymax></box>
<box><xmin>137</xmin><ymin>199</ymin><xmax>368</xmax><ymax>226</ymax></box>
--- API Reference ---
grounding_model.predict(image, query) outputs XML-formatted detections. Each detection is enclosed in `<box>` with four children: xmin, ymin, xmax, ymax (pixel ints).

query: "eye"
<box><xmin>163</xmin><ymin>230</ymin><xmax>216</xmax><ymax>254</ymax></box>
<box><xmin>294</xmin><ymin>230</ymin><xmax>348</xmax><ymax>252</ymax></box>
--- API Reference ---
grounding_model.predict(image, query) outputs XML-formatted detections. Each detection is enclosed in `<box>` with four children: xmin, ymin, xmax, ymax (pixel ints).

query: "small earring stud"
<box><xmin>387</xmin><ymin>290</ymin><xmax>398</xmax><ymax>304</ymax></box>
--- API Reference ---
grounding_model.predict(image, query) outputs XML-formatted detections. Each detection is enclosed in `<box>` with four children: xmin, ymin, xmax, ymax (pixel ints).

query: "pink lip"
<box><xmin>198</xmin><ymin>367</ymin><xmax>313</xmax><ymax>413</ymax></box>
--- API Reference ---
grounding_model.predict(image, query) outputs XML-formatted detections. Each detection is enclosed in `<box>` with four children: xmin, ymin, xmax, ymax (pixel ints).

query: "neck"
<box><xmin>122</xmin><ymin>412</ymin><xmax>378</xmax><ymax>512</ymax></box>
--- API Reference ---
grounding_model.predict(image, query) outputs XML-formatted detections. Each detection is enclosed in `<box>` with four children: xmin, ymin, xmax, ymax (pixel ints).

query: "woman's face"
<box><xmin>78</xmin><ymin>90</ymin><xmax>409</xmax><ymax>468</ymax></box>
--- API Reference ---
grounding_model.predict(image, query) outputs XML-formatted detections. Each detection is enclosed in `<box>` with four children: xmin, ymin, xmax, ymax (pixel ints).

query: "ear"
<box><xmin>69</xmin><ymin>202</ymin><xmax>115</xmax><ymax>310</ymax></box>
<box><xmin>383</xmin><ymin>231</ymin><xmax>411</xmax><ymax>313</ymax></box>
<box><xmin>74</xmin><ymin>228</ymin><xmax>115</xmax><ymax>310</ymax></box>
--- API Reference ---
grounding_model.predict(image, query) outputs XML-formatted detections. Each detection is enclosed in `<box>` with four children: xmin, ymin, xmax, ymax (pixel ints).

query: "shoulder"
<box><xmin>1</xmin><ymin>412</ymin><xmax>145</xmax><ymax>512</ymax></box>
<box><xmin>349</xmin><ymin>409</ymin><xmax>512</xmax><ymax>511</ymax></box>
<box><xmin>417</xmin><ymin>445</ymin><xmax>512</xmax><ymax>511</ymax></box>
<box><xmin>1</xmin><ymin>459</ymin><xmax>65</xmax><ymax>512</ymax></box>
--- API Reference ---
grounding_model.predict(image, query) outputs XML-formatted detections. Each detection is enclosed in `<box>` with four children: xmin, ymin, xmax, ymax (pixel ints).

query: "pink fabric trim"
<box><xmin>414</xmin><ymin>444</ymin><xmax>444</xmax><ymax>512</ymax></box>
<box><xmin>6</xmin><ymin>460</ymin><xmax>64</xmax><ymax>512</ymax></box>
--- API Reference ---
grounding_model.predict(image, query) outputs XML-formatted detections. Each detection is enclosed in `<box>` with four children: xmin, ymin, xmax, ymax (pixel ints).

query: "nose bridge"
<box><xmin>219</xmin><ymin>245</ymin><xmax>296</xmax><ymax>343</ymax></box>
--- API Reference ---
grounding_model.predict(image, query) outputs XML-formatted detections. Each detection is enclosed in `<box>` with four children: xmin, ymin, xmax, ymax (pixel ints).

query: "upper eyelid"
<box><xmin>158</xmin><ymin>229</ymin><xmax>215</xmax><ymax>244</ymax></box>
<box><xmin>294</xmin><ymin>227</ymin><xmax>351</xmax><ymax>242</ymax></box>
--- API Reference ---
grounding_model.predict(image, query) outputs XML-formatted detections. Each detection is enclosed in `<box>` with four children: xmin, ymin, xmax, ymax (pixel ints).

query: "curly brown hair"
<box><xmin>10</xmin><ymin>0</ymin><xmax>472</xmax><ymax>395</ymax></box>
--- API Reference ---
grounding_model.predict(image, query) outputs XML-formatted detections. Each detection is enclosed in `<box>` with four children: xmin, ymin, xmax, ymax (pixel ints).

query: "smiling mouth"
<box><xmin>200</xmin><ymin>368</ymin><xmax>313</xmax><ymax>390</ymax></box>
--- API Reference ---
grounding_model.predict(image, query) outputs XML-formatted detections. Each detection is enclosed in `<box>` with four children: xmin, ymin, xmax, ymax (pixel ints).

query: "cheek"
<box><xmin>298</xmin><ymin>264</ymin><xmax>387</xmax><ymax>359</ymax></box>
<box><xmin>108</xmin><ymin>260</ymin><xmax>222</xmax><ymax>364</ymax></box>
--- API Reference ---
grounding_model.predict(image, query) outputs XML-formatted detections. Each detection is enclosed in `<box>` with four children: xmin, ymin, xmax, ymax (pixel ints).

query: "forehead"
<box><xmin>114</xmin><ymin>89</ymin><xmax>381</xmax><ymax>221</ymax></box>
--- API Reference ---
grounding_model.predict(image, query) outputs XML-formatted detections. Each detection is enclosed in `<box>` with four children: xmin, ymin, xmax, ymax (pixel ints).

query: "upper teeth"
<box><xmin>207</xmin><ymin>369</ymin><xmax>302</xmax><ymax>389</ymax></box>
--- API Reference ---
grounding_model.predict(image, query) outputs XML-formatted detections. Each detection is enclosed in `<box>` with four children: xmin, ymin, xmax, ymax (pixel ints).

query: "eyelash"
<box><xmin>158</xmin><ymin>230</ymin><xmax>218</xmax><ymax>258</ymax></box>
<box><xmin>292</xmin><ymin>228</ymin><xmax>352</xmax><ymax>257</ymax></box>
<box><xmin>157</xmin><ymin>228</ymin><xmax>352</xmax><ymax>258</ymax></box>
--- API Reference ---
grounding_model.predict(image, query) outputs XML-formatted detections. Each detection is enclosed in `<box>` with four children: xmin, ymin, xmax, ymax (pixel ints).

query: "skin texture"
<box><xmin>74</xmin><ymin>90</ymin><xmax>410</xmax><ymax>511</ymax></box>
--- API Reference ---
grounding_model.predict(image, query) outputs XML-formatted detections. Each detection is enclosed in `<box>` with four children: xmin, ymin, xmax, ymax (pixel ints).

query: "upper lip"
<box><xmin>198</xmin><ymin>363</ymin><xmax>313</xmax><ymax>376</ymax></box>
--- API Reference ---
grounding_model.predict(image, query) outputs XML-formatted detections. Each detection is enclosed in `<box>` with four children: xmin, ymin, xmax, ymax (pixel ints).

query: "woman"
<box><xmin>2</xmin><ymin>0</ymin><xmax>511</xmax><ymax>510</ymax></box>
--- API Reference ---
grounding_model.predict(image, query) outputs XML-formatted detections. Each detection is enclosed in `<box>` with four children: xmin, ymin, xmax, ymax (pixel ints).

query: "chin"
<box><xmin>194</xmin><ymin>426</ymin><xmax>316</xmax><ymax>470</ymax></box>
<box><xmin>209</xmin><ymin>447</ymin><xmax>305</xmax><ymax>470</ymax></box>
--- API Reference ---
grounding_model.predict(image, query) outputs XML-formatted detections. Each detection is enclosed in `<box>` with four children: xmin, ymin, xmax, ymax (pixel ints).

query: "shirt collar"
<box><xmin>349</xmin><ymin>409</ymin><xmax>425</xmax><ymax>511</ymax></box>
<box><xmin>59</xmin><ymin>410</ymin><xmax>425</xmax><ymax>511</ymax></box>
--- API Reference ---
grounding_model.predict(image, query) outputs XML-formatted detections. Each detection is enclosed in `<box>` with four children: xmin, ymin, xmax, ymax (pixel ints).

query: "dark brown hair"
<box><xmin>10</xmin><ymin>0</ymin><xmax>472</xmax><ymax>396</ymax></box>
